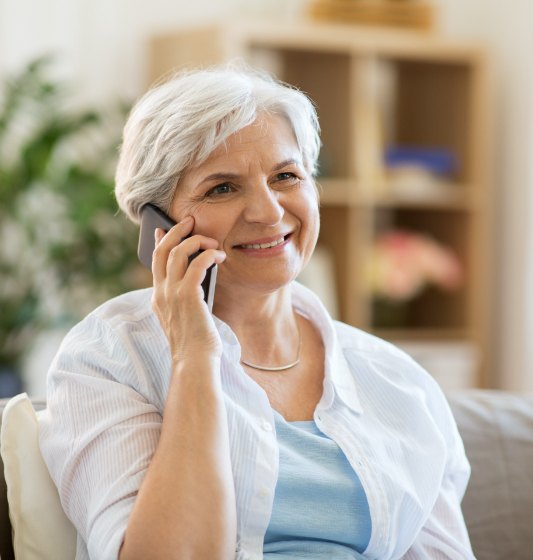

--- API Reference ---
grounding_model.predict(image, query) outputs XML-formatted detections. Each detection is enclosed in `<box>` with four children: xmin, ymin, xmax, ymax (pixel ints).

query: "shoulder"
<box><xmin>293</xmin><ymin>281</ymin><xmax>434</xmax><ymax>392</ymax></box>
<box><xmin>65</xmin><ymin>288</ymin><xmax>156</xmax><ymax>342</ymax></box>
<box><xmin>334</xmin><ymin>320</ymin><xmax>429</xmax><ymax>381</ymax></box>
<box><xmin>335</xmin><ymin>321</ymin><xmax>468</xmax><ymax>467</ymax></box>
<box><xmin>90</xmin><ymin>287</ymin><xmax>154</xmax><ymax>326</ymax></box>
<box><xmin>334</xmin><ymin>319</ymin><xmax>407</xmax><ymax>357</ymax></box>
<box><xmin>51</xmin><ymin>288</ymin><xmax>166</xmax><ymax>387</ymax></box>
<box><xmin>334</xmin><ymin>320</ymin><xmax>455</xmax><ymax>427</ymax></box>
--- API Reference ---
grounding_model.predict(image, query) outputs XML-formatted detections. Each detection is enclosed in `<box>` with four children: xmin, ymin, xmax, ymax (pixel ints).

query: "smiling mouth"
<box><xmin>236</xmin><ymin>234</ymin><xmax>289</xmax><ymax>250</ymax></box>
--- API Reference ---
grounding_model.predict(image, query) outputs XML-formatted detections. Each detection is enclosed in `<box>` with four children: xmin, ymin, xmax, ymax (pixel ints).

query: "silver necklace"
<box><xmin>240</xmin><ymin>320</ymin><xmax>302</xmax><ymax>372</ymax></box>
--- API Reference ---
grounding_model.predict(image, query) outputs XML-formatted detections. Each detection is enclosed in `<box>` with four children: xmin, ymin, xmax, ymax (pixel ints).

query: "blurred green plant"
<box><xmin>0</xmin><ymin>56</ymin><xmax>141</xmax><ymax>371</ymax></box>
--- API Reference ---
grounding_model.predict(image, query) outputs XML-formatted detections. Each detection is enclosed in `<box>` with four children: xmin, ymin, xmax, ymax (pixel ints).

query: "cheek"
<box><xmin>191</xmin><ymin>208</ymin><xmax>233</xmax><ymax>243</ymax></box>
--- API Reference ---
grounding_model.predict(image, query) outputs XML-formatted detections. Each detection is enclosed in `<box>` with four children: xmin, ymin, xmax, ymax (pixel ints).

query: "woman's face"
<box><xmin>170</xmin><ymin>113</ymin><xmax>320</xmax><ymax>296</ymax></box>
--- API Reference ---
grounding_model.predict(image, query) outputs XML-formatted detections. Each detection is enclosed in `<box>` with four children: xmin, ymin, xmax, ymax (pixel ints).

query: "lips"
<box><xmin>234</xmin><ymin>233</ymin><xmax>291</xmax><ymax>250</ymax></box>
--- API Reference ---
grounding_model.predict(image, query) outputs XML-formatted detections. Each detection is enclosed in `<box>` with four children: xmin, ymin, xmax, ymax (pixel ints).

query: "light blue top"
<box><xmin>263</xmin><ymin>410</ymin><xmax>371</xmax><ymax>558</ymax></box>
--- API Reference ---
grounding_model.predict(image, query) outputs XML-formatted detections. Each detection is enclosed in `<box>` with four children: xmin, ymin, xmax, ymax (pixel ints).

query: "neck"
<box><xmin>213</xmin><ymin>283</ymin><xmax>293</xmax><ymax>330</ymax></box>
<box><xmin>213</xmin><ymin>284</ymin><xmax>300</xmax><ymax>367</ymax></box>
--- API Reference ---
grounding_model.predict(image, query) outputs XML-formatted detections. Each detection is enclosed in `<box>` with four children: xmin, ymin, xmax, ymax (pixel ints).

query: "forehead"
<box><xmin>199</xmin><ymin>113</ymin><xmax>300</xmax><ymax>167</ymax></box>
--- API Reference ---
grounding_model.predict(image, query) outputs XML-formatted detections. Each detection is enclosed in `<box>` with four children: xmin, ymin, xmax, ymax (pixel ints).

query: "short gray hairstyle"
<box><xmin>114</xmin><ymin>63</ymin><xmax>321</xmax><ymax>223</ymax></box>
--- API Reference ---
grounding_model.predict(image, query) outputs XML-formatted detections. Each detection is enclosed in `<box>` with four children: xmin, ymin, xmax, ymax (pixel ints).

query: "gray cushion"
<box><xmin>448</xmin><ymin>390</ymin><xmax>533</xmax><ymax>560</ymax></box>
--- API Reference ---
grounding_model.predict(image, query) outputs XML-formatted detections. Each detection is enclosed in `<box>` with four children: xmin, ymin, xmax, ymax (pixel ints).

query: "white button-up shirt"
<box><xmin>40</xmin><ymin>282</ymin><xmax>474</xmax><ymax>560</ymax></box>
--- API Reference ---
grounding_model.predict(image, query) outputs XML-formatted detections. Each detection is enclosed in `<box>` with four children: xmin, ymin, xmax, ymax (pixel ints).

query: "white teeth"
<box><xmin>241</xmin><ymin>236</ymin><xmax>285</xmax><ymax>250</ymax></box>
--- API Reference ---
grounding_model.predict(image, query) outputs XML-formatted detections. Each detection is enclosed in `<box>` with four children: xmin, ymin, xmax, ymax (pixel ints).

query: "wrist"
<box><xmin>172</xmin><ymin>354</ymin><xmax>222</xmax><ymax>378</ymax></box>
<box><xmin>166</xmin><ymin>355</ymin><xmax>224</xmax><ymax>412</ymax></box>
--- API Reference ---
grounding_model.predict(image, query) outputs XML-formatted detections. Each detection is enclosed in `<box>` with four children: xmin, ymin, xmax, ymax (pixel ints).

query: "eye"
<box><xmin>275</xmin><ymin>172</ymin><xmax>299</xmax><ymax>183</ymax></box>
<box><xmin>206</xmin><ymin>183</ymin><xmax>234</xmax><ymax>197</ymax></box>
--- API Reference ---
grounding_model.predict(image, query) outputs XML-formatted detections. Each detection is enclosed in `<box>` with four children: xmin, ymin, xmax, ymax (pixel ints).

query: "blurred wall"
<box><xmin>437</xmin><ymin>0</ymin><xmax>533</xmax><ymax>390</ymax></box>
<box><xmin>0</xmin><ymin>0</ymin><xmax>307</xmax><ymax>103</ymax></box>
<box><xmin>0</xmin><ymin>0</ymin><xmax>226</xmax><ymax>104</ymax></box>
<box><xmin>1</xmin><ymin>0</ymin><xmax>532</xmax><ymax>390</ymax></box>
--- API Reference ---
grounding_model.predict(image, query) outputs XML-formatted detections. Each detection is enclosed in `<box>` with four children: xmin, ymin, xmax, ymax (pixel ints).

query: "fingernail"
<box><xmin>154</xmin><ymin>228</ymin><xmax>164</xmax><ymax>244</ymax></box>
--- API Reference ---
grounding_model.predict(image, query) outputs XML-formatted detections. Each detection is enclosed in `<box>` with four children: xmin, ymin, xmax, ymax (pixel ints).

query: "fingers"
<box><xmin>166</xmin><ymin>239</ymin><xmax>224</xmax><ymax>287</ymax></box>
<box><xmin>149</xmin><ymin>219</ymin><xmax>225</xmax><ymax>361</ymax></box>
<box><xmin>151</xmin><ymin>216</ymin><xmax>225</xmax><ymax>301</ymax></box>
<box><xmin>152</xmin><ymin>216</ymin><xmax>194</xmax><ymax>281</ymax></box>
<box><xmin>170</xmin><ymin>247</ymin><xmax>225</xmax><ymax>289</ymax></box>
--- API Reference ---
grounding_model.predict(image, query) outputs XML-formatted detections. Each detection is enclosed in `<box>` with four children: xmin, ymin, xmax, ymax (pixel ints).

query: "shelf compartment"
<box><xmin>249</xmin><ymin>46</ymin><xmax>353</xmax><ymax>179</ymax></box>
<box><xmin>391</xmin><ymin>59</ymin><xmax>473</xmax><ymax>184</ymax></box>
<box><xmin>318</xmin><ymin>206</ymin><xmax>370</xmax><ymax>326</ymax></box>
<box><xmin>370</xmin><ymin>208</ymin><xmax>472</xmax><ymax>331</ymax></box>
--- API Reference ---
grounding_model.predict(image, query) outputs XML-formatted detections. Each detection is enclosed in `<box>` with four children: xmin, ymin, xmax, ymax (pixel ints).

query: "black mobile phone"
<box><xmin>138</xmin><ymin>203</ymin><xmax>217</xmax><ymax>311</ymax></box>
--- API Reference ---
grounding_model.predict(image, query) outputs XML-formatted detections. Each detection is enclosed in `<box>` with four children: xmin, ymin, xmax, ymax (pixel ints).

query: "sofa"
<box><xmin>1</xmin><ymin>390</ymin><xmax>533</xmax><ymax>559</ymax></box>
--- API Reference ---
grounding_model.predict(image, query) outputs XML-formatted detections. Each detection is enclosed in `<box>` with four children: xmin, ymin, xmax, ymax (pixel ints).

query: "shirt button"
<box><xmin>259</xmin><ymin>488</ymin><xmax>269</xmax><ymax>498</ymax></box>
<box><xmin>261</xmin><ymin>421</ymin><xmax>273</xmax><ymax>432</ymax></box>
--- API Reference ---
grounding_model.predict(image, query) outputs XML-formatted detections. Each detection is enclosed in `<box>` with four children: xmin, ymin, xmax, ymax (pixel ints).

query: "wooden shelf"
<box><xmin>319</xmin><ymin>178</ymin><xmax>476</xmax><ymax>210</ymax></box>
<box><xmin>373</xmin><ymin>327</ymin><xmax>475</xmax><ymax>342</ymax></box>
<box><xmin>148</xmin><ymin>22</ymin><xmax>491</xmax><ymax>388</ymax></box>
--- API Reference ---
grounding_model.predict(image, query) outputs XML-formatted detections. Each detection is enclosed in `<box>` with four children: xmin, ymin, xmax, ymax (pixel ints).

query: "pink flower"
<box><xmin>368</xmin><ymin>230</ymin><xmax>463</xmax><ymax>301</ymax></box>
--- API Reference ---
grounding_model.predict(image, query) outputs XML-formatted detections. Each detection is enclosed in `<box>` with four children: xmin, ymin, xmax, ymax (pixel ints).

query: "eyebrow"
<box><xmin>272</xmin><ymin>158</ymin><xmax>302</xmax><ymax>172</ymax></box>
<box><xmin>198</xmin><ymin>158</ymin><xmax>303</xmax><ymax>186</ymax></box>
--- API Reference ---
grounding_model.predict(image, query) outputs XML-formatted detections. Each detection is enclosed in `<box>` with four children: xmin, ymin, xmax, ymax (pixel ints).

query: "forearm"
<box><xmin>119</xmin><ymin>357</ymin><xmax>236</xmax><ymax>560</ymax></box>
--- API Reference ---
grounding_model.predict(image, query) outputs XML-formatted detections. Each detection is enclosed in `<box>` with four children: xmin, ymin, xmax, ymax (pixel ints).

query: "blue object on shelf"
<box><xmin>385</xmin><ymin>146</ymin><xmax>458</xmax><ymax>176</ymax></box>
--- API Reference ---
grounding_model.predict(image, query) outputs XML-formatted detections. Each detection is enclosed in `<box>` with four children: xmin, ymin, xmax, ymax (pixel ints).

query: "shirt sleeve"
<box><xmin>401</xmin><ymin>471</ymin><xmax>475</xmax><ymax>559</ymax></box>
<box><xmin>401</xmin><ymin>369</ymin><xmax>475</xmax><ymax>559</ymax></box>
<box><xmin>39</xmin><ymin>313</ymin><xmax>164</xmax><ymax>560</ymax></box>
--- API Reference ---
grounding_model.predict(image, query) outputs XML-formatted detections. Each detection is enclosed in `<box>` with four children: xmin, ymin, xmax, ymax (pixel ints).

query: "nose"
<box><xmin>242</xmin><ymin>182</ymin><xmax>284</xmax><ymax>225</ymax></box>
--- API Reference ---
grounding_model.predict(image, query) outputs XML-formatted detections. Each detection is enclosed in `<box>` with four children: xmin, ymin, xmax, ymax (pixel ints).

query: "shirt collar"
<box><xmin>291</xmin><ymin>282</ymin><xmax>363</xmax><ymax>415</ymax></box>
<box><xmin>213</xmin><ymin>315</ymin><xmax>242</xmax><ymax>362</ymax></box>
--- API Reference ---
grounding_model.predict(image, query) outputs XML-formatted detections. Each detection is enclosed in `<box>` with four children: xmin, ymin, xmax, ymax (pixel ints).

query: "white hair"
<box><xmin>114</xmin><ymin>63</ymin><xmax>321</xmax><ymax>223</ymax></box>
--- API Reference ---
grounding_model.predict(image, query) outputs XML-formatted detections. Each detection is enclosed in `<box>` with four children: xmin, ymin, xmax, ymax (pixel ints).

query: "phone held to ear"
<box><xmin>138</xmin><ymin>203</ymin><xmax>217</xmax><ymax>312</ymax></box>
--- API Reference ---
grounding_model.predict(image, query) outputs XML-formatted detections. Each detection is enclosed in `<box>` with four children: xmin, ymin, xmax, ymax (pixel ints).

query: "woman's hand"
<box><xmin>151</xmin><ymin>215</ymin><xmax>226</xmax><ymax>365</ymax></box>
<box><xmin>121</xmin><ymin>215</ymin><xmax>235</xmax><ymax>560</ymax></box>
<box><xmin>120</xmin><ymin>216</ymin><xmax>235</xmax><ymax>560</ymax></box>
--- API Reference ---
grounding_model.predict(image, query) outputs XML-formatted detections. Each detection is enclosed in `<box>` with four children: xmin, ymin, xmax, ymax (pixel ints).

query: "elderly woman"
<box><xmin>40</xmin><ymin>65</ymin><xmax>475</xmax><ymax>560</ymax></box>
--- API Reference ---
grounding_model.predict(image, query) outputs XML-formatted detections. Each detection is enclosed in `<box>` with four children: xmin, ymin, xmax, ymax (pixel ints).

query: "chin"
<box><xmin>217</xmin><ymin>266</ymin><xmax>300</xmax><ymax>296</ymax></box>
